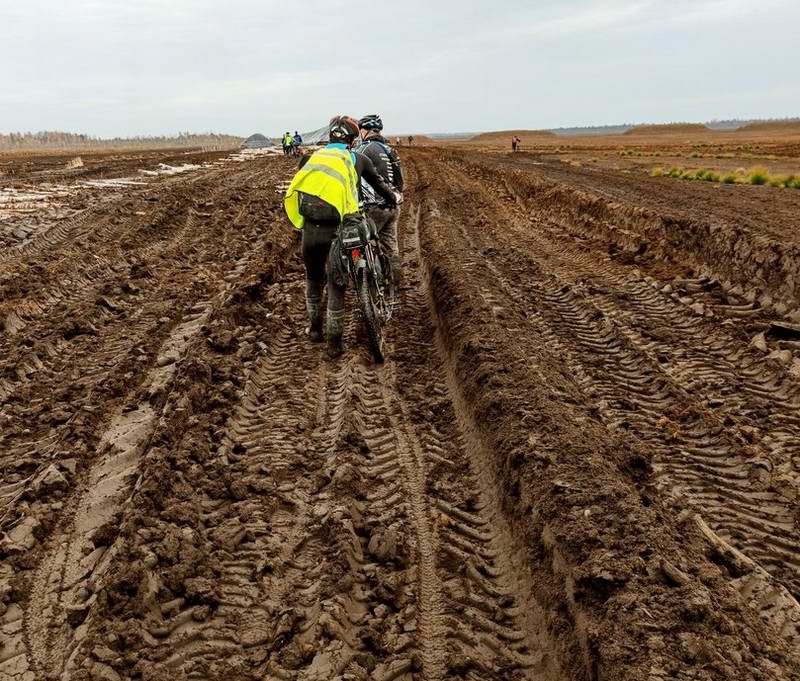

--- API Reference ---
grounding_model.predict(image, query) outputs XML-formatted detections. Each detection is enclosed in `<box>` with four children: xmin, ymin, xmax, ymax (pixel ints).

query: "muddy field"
<box><xmin>457</xmin><ymin>125</ymin><xmax>800</xmax><ymax>180</ymax></box>
<box><xmin>1</xmin><ymin>144</ymin><xmax>800</xmax><ymax>681</ymax></box>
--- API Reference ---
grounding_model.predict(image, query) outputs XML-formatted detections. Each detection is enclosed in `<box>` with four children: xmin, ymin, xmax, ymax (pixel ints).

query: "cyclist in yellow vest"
<box><xmin>282</xmin><ymin>132</ymin><xmax>294</xmax><ymax>155</ymax></box>
<box><xmin>284</xmin><ymin>115</ymin><xmax>398</xmax><ymax>357</ymax></box>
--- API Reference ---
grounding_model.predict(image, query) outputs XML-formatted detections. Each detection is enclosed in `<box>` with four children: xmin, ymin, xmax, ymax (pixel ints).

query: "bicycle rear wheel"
<box><xmin>355</xmin><ymin>266</ymin><xmax>384</xmax><ymax>363</ymax></box>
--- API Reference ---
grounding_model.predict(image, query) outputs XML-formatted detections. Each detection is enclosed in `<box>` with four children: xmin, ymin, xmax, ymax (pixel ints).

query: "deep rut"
<box><xmin>415</xmin><ymin>153</ymin><xmax>800</xmax><ymax>647</ymax></box>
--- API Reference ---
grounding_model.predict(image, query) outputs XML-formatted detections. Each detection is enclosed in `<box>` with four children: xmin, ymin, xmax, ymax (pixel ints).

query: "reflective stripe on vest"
<box><xmin>283</xmin><ymin>148</ymin><xmax>360</xmax><ymax>230</ymax></box>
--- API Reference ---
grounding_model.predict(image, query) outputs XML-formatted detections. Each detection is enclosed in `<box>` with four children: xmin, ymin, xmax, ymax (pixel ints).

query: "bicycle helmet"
<box><xmin>329</xmin><ymin>115</ymin><xmax>360</xmax><ymax>143</ymax></box>
<box><xmin>358</xmin><ymin>114</ymin><xmax>383</xmax><ymax>132</ymax></box>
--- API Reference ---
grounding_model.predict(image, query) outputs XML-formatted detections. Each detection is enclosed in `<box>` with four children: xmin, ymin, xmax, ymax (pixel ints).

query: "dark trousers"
<box><xmin>302</xmin><ymin>222</ymin><xmax>345</xmax><ymax>338</ymax></box>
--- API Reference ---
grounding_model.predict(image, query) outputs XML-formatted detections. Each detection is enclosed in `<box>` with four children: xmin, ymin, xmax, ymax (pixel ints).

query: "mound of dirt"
<box><xmin>624</xmin><ymin>123</ymin><xmax>712</xmax><ymax>135</ymax></box>
<box><xmin>387</xmin><ymin>134</ymin><xmax>436</xmax><ymax>144</ymax></box>
<box><xmin>469</xmin><ymin>129</ymin><xmax>556</xmax><ymax>142</ymax></box>
<box><xmin>734</xmin><ymin>121</ymin><xmax>800</xmax><ymax>135</ymax></box>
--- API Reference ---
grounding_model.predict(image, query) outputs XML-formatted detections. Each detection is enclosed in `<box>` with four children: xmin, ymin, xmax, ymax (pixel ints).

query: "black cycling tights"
<box><xmin>302</xmin><ymin>222</ymin><xmax>345</xmax><ymax>315</ymax></box>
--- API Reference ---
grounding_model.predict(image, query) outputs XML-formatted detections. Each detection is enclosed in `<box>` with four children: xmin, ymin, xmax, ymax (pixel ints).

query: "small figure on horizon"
<box><xmin>407</xmin><ymin>135</ymin><xmax>414</xmax><ymax>146</ymax></box>
<box><xmin>282</xmin><ymin>131</ymin><xmax>293</xmax><ymax>155</ymax></box>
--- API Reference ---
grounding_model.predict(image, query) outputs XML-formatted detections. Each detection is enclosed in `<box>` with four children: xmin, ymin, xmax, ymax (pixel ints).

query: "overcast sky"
<box><xmin>1</xmin><ymin>0</ymin><xmax>798</xmax><ymax>137</ymax></box>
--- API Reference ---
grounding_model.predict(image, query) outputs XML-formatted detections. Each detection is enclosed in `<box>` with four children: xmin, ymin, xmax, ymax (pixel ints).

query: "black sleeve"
<box><xmin>356</xmin><ymin>154</ymin><xmax>396</xmax><ymax>205</ymax></box>
<box><xmin>387</xmin><ymin>146</ymin><xmax>404</xmax><ymax>192</ymax></box>
<box><xmin>298</xmin><ymin>155</ymin><xmax>309</xmax><ymax>169</ymax></box>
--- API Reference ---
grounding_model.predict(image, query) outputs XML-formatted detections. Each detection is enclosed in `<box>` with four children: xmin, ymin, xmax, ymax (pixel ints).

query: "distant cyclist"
<box><xmin>282</xmin><ymin>132</ymin><xmax>294</xmax><ymax>156</ymax></box>
<box><xmin>284</xmin><ymin>116</ymin><xmax>398</xmax><ymax>358</ymax></box>
<box><xmin>354</xmin><ymin>114</ymin><xmax>404</xmax><ymax>288</ymax></box>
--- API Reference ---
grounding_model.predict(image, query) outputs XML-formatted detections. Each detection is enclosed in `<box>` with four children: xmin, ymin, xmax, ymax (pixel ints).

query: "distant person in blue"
<box><xmin>293</xmin><ymin>131</ymin><xmax>302</xmax><ymax>147</ymax></box>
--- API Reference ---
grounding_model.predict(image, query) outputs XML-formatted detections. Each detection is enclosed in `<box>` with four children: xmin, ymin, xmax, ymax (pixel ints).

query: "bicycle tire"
<box><xmin>355</xmin><ymin>266</ymin><xmax>385</xmax><ymax>363</ymax></box>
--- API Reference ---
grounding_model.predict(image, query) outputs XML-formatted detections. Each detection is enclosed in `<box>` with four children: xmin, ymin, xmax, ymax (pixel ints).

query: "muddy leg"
<box><xmin>371</xmin><ymin>207</ymin><xmax>402</xmax><ymax>289</ymax></box>
<box><xmin>302</xmin><ymin>224</ymin><xmax>336</xmax><ymax>342</ymax></box>
<box><xmin>326</xmin><ymin>276</ymin><xmax>346</xmax><ymax>358</ymax></box>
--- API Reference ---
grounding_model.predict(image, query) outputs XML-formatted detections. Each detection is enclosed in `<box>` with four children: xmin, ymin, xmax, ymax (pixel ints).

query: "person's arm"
<box><xmin>355</xmin><ymin>153</ymin><xmax>397</xmax><ymax>206</ymax></box>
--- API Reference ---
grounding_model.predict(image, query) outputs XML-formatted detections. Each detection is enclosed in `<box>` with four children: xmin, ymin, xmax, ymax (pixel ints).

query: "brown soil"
<box><xmin>0</xmin><ymin>147</ymin><xmax>232</xmax><ymax>182</ymax></box>
<box><xmin>1</xmin><ymin>146</ymin><xmax>799</xmax><ymax>681</ymax></box>
<box><xmin>469</xmin><ymin>130</ymin><xmax>557</xmax><ymax>143</ymax></box>
<box><xmin>388</xmin><ymin>135</ymin><xmax>437</xmax><ymax>145</ymax></box>
<box><xmin>734</xmin><ymin>122</ymin><xmax>800</xmax><ymax>135</ymax></box>
<box><xmin>624</xmin><ymin>124</ymin><xmax>712</xmax><ymax>135</ymax></box>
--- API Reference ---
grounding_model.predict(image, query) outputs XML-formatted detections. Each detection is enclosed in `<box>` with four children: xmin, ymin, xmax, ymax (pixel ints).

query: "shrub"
<box><xmin>769</xmin><ymin>175</ymin><xmax>789</xmax><ymax>188</ymax></box>
<box><xmin>668</xmin><ymin>166</ymin><xmax>684</xmax><ymax>177</ymax></box>
<box><xmin>651</xmin><ymin>167</ymin><xmax>664</xmax><ymax>177</ymax></box>
<box><xmin>681</xmin><ymin>169</ymin><xmax>698</xmax><ymax>180</ymax></box>
<box><xmin>721</xmin><ymin>173</ymin><xmax>737</xmax><ymax>184</ymax></box>
<box><xmin>747</xmin><ymin>166</ymin><xmax>769</xmax><ymax>185</ymax></box>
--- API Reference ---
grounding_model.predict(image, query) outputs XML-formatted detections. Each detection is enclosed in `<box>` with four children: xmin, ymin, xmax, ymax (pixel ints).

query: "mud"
<box><xmin>1</xmin><ymin>147</ymin><xmax>799</xmax><ymax>680</ymax></box>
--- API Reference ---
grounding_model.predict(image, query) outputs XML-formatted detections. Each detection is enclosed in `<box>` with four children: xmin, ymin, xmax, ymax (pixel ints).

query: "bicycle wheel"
<box><xmin>355</xmin><ymin>266</ymin><xmax>384</xmax><ymax>363</ymax></box>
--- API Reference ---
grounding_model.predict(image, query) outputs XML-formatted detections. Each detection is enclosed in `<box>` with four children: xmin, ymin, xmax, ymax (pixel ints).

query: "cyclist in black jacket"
<box><xmin>354</xmin><ymin>114</ymin><xmax>404</xmax><ymax>288</ymax></box>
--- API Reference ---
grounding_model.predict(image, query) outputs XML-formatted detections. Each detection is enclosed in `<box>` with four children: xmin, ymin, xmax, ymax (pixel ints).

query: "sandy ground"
<box><xmin>1</xmin><ymin>144</ymin><xmax>799</xmax><ymax>681</ymax></box>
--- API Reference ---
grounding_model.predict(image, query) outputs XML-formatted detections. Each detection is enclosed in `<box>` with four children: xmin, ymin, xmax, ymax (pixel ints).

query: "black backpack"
<box><xmin>298</xmin><ymin>192</ymin><xmax>340</xmax><ymax>224</ymax></box>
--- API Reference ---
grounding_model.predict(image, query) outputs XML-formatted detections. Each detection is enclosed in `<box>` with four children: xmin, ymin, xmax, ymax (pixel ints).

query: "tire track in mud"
<box><xmin>491</xmin><ymin>167</ymin><xmax>800</xmax><ymax>595</ymax></box>
<box><xmin>383</xmin><ymin>204</ymin><xmax>556</xmax><ymax>679</ymax></box>
<box><xmin>421</xmin><ymin>155</ymin><xmax>800</xmax><ymax>645</ymax></box>
<box><xmin>126</xmin><ymin>314</ymin><xmax>422</xmax><ymax>680</ymax></box>
<box><xmin>124</xmin><ymin>199</ymin><xmax>555</xmax><ymax>680</ymax></box>
<box><xmin>9</xmin><ymin>252</ymin><xmax>256</xmax><ymax>681</ymax></box>
<box><xmin>0</xmin><ymin>165</ymin><xmax>262</xmax><ymax>344</ymax></box>
<box><xmin>0</xmin><ymin>163</ymin><xmax>272</xmax><ymax>498</ymax></box>
<box><xmin>141</xmin><ymin>327</ymin><xmax>323</xmax><ymax>676</ymax></box>
<box><xmin>0</xmin><ymin>160</ymin><xmax>228</xmax><ymax>267</ymax></box>
<box><xmin>0</xmin><ymin>159</ymin><xmax>289</xmax><ymax>681</ymax></box>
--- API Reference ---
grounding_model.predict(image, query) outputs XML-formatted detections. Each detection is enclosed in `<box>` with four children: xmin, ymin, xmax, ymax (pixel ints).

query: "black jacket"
<box><xmin>354</xmin><ymin>137</ymin><xmax>404</xmax><ymax>204</ymax></box>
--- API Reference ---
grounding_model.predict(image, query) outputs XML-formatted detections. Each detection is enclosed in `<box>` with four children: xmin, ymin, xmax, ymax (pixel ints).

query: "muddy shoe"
<box><xmin>306</xmin><ymin>297</ymin><xmax>323</xmax><ymax>343</ymax></box>
<box><xmin>326</xmin><ymin>308</ymin><xmax>345</xmax><ymax>358</ymax></box>
<box><xmin>327</xmin><ymin>336</ymin><xmax>344</xmax><ymax>359</ymax></box>
<box><xmin>306</xmin><ymin>321</ymin><xmax>323</xmax><ymax>343</ymax></box>
<box><xmin>390</xmin><ymin>255</ymin><xmax>402</xmax><ymax>289</ymax></box>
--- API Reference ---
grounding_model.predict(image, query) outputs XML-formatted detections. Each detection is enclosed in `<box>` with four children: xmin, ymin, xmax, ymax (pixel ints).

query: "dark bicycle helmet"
<box><xmin>358</xmin><ymin>114</ymin><xmax>383</xmax><ymax>132</ymax></box>
<box><xmin>329</xmin><ymin>115</ymin><xmax>360</xmax><ymax>143</ymax></box>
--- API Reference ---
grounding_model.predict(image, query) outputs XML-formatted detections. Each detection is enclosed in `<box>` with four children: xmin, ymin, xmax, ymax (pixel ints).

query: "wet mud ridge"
<box><xmin>2</xmin><ymin>150</ymin><xmax>800</xmax><ymax>680</ymax></box>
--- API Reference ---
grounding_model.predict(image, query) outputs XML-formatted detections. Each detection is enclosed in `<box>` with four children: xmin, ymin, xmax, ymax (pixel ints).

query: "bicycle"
<box><xmin>331</xmin><ymin>214</ymin><xmax>395</xmax><ymax>363</ymax></box>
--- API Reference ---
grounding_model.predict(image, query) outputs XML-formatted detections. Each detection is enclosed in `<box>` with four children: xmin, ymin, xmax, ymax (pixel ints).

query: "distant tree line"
<box><xmin>0</xmin><ymin>131</ymin><xmax>243</xmax><ymax>150</ymax></box>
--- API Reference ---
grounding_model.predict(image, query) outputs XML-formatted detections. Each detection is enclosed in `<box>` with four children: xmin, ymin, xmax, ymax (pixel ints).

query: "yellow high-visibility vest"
<box><xmin>284</xmin><ymin>148</ymin><xmax>360</xmax><ymax>230</ymax></box>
